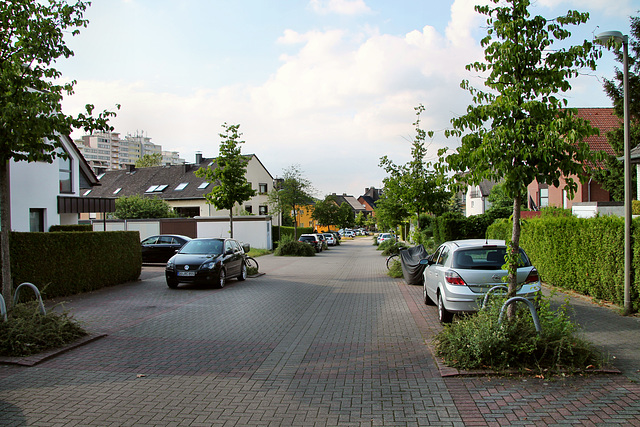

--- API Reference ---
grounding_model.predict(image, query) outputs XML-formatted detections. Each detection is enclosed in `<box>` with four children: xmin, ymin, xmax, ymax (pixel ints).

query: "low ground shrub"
<box><xmin>274</xmin><ymin>235</ymin><xmax>315</xmax><ymax>256</ymax></box>
<box><xmin>434</xmin><ymin>294</ymin><xmax>604</xmax><ymax>374</ymax></box>
<box><xmin>387</xmin><ymin>259</ymin><xmax>403</xmax><ymax>278</ymax></box>
<box><xmin>0</xmin><ymin>302</ymin><xmax>87</xmax><ymax>357</ymax></box>
<box><xmin>380</xmin><ymin>241</ymin><xmax>409</xmax><ymax>256</ymax></box>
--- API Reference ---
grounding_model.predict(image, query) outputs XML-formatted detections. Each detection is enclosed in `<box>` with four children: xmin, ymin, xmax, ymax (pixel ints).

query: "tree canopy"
<box><xmin>114</xmin><ymin>195</ymin><xmax>176</xmax><ymax>219</ymax></box>
<box><xmin>312</xmin><ymin>195</ymin><xmax>340</xmax><ymax>230</ymax></box>
<box><xmin>135</xmin><ymin>153</ymin><xmax>163</xmax><ymax>168</ymax></box>
<box><xmin>195</xmin><ymin>123</ymin><xmax>255</xmax><ymax>238</ymax></box>
<box><xmin>1</xmin><ymin>0</ymin><xmax>118</xmax><ymax>306</ymax></box>
<box><xmin>267</xmin><ymin>165</ymin><xmax>315</xmax><ymax>238</ymax></box>
<box><xmin>442</xmin><ymin>0</ymin><xmax>601</xmax><ymax>307</ymax></box>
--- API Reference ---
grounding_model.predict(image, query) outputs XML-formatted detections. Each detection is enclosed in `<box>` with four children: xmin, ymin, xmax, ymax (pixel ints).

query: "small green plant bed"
<box><xmin>380</xmin><ymin>240</ymin><xmax>409</xmax><ymax>256</ymax></box>
<box><xmin>387</xmin><ymin>259</ymin><xmax>403</xmax><ymax>278</ymax></box>
<box><xmin>274</xmin><ymin>237</ymin><xmax>315</xmax><ymax>257</ymax></box>
<box><xmin>435</xmin><ymin>294</ymin><xmax>605</xmax><ymax>375</ymax></box>
<box><xmin>247</xmin><ymin>248</ymin><xmax>271</xmax><ymax>257</ymax></box>
<box><xmin>0</xmin><ymin>302</ymin><xmax>87</xmax><ymax>357</ymax></box>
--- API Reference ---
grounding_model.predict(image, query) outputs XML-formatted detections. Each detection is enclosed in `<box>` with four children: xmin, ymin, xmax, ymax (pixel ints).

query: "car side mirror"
<box><xmin>242</xmin><ymin>243</ymin><xmax>250</xmax><ymax>253</ymax></box>
<box><xmin>420</xmin><ymin>258</ymin><xmax>434</xmax><ymax>266</ymax></box>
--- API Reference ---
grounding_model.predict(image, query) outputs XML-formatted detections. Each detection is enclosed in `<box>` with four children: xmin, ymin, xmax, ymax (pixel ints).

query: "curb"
<box><xmin>0</xmin><ymin>333</ymin><xmax>107</xmax><ymax>367</ymax></box>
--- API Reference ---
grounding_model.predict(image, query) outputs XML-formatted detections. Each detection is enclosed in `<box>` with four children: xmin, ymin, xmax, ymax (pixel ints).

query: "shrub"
<box><xmin>387</xmin><ymin>259</ymin><xmax>403</xmax><ymax>278</ymax></box>
<box><xmin>49</xmin><ymin>224</ymin><xmax>92</xmax><ymax>232</ymax></box>
<box><xmin>434</xmin><ymin>294</ymin><xmax>603</xmax><ymax>374</ymax></box>
<box><xmin>0</xmin><ymin>302</ymin><xmax>87</xmax><ymax>357</ymax></box>
<box><xmin>380</xmin><ymin>241</ymin><xmax>409</xmax><ymax>256</ymax></box>
<box><xmin>274</xmin><ymin>235</ymin><xmax>315</xmax><ymax>256</ymax></box>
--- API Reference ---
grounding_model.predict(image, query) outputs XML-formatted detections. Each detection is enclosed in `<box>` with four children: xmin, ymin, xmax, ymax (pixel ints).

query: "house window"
<box><xmin>539</xmin><ymin>188</ymin><xmax>549</xmax><ymax>208</ymax></box>
<box><xmin>259</xmin><ymin>205</ymin><xmax>268</xmax><ymax>215</ymax></box>
<box><xmin>245</xmin><ymin>205</ymin><xmax>253</xmax><ymax>214</ymax></box>
<box><xmin>29</xmin><ymin>208</ymin><xmax>45</xmax><ymax>232</ymax></box>
<box><xmin>198</xmin><ymin>182</ymin><xmax>210</xmax><ymax>190</ymax></box>
<box><xmin>259</xmin><ymin>183</ymin><xmax>268</xmax><ymax>194</ymax></box>
<box><xmin>59</xmin><ymin>155</ymin><xmax>72</xmax><ymax>193</ymax></box>
<box><xmin>175</xmin><ymin>182</ymin><xmax>189</xmax><ymax>191</ymax></box>
<box><xmin>174</xmin><ymin>206</ymin><xmax>200</xmax><ymax>218</ymax></box>
<box><xmin>113</xmin><ymin>188</ymin><xmax>122</xmax><ymax>194</ymax></box>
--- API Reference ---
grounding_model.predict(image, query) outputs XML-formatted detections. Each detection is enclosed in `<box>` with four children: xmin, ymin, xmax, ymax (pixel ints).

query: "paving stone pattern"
<box><xmin>0</xmin><ymin>238</ymin><xmax>639</xmax><ymax>426</ymax></box>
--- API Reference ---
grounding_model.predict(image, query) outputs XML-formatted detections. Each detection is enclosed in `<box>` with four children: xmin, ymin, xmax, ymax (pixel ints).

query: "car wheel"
<box><xmin>167</xmin><ymin>278</ymin><xmax>178</xmax><ymax>289</ymax></box>
<box><xmin>238</xmin><ymin>262</ymin><xmax>247</xmax><ymax>281</ymax></box>
<box><xmin>424</xmin><ymin>286</ymin><xmax>435</xmax><ymax>306</ymax></box>
<box><xmin>437</xmin><ymin>292</ymin><xmax>453</xmax><ymax>323</ymax></box>
<box><xmin>217</xmin><ymin>269</ymin><xmax>226</xmax><ymax>288</ymax></box>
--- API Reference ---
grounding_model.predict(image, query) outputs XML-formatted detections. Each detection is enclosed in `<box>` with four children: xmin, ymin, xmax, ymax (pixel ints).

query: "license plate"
<box><xmin>178</xmin><ymin>271</ymin><xmax>196</xmax><ymax>277</ymax></box>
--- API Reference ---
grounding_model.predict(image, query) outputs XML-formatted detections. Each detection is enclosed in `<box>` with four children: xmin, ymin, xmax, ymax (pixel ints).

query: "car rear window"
<box><xmin>299</xmin><ymin>236</ymin><xmax>315</xmax><ymax>242</ymax></box>
<box><xmin>452</xmin><ymin>247</ymin><xmax>531</xmax><ymax>270</ymax></box>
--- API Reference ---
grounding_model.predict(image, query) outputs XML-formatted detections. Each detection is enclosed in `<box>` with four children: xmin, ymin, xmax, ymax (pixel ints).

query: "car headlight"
<box><xmin>202</xmin><ymin>261</ymin><xmax>216</xmax><ymax>270</ymax></box>
<box><xmin>166</xmin><ymin>259</ymin><xmax>175</xmax><ymax>269</ymax></box>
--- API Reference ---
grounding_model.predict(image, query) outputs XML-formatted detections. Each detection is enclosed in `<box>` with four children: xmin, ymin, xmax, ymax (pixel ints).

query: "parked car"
<box><xmin>420</xmin><ymin>239</ymin><xmax>541</xmax><ymax>323</ymax></box>
<box><xmin>298</xmin><ymin>234</ymin><xmax>322</xmax><ymax>252</ymax></box>
<box><xmin>315</xmin><ymin>233</ymin><xmax>328</xmax><ymax>250</ymax></box>
<box><xmin>376</xmin><ymin>233</ymin><xmax>395</xmax><ymax>245</ymax></box>
<box><xmin>342</xmin><ymin>230</ymin><xmax>355</xmax><ymax>238</ymax></box>
<box><xmin>165</xmin><ymin>238</ymin><xmax>249</xmax><ymax>289</ymax></box>
<box><xmin>141</xmin><ymin>234</ymin><xmax>192</xmax><ymax>263</ymax></box>
<box><xmin>323</xmin><ymin>233</ymin><xmax>336</xmax><ymax>246</ymax></box>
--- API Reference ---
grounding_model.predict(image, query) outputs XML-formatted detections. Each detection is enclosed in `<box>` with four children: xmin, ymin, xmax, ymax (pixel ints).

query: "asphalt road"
<box><xmin>0</xmin><ymin>237</ymin><xmax>639</xmax><ymax>426</ymax></box>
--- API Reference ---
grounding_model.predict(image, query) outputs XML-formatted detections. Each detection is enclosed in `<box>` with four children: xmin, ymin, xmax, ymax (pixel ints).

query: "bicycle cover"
<box><xmin>400</xmin><ymin>244</ymin><xmax>429</xmax><ymax>285</ymax></box>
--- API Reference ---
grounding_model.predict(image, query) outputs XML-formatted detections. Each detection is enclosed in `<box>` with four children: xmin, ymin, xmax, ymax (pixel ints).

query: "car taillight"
<box><xmin>524</xmin><ymin>268</ymin><xmax>539</xmax><ymax>284</ymax></box>
<box><xmin>445</xmin><ymin>270</ymin><xmax>467</xmax><ymax>286</ymax></box>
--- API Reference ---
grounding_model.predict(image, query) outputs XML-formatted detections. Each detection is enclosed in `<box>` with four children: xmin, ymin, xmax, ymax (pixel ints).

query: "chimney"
<box><xmin>128</xmin><ymin>164</ymin><xmax>136</xmax><ymax>172</ymax></box>
<box><xmin>195</xmin><ymin>152</ymin><xmax>203</xmax><ymax>164</ymax></box>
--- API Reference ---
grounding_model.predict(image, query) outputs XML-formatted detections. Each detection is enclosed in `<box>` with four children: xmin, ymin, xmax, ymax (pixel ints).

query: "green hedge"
<box><xmin>49</xmin><ymin>224</ymin><xmax>92</xmax><ymax>232</ymax></box>
<box><xmin>7</xmin><ymin>231</ymin><xmax>141</xmax><ymax>299</ymax></box>
<box><xmin>433</xmin><ymin>212</ymin><xmax>495</xmax><ymax>245</ymax></box>
<box><xmin>487</xmin><ymin>216</ymin><xmax>639</xmax><ymax>311</ymax></box>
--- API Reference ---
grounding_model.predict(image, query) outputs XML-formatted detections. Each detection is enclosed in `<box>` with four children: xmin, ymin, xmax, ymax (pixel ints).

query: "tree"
<box><xmin>195</xmin><ymin>123</ymin><xmax>256</xmax><ymax>238</ymax></box>
<box><xmin>592</xmin><ymin>15</ymin><xmax>640</xmax><ymax>201</ymax></box>
<box><xmin>0</xmin><ymin>0</ymin><xmax>118</xmax><ymax>307</ymax></box>
<box><xmin>335</xmin><ymin>202</ymin><xmax>355</xmax><ymax>230</ymax></box>
<box><xmin>379</xmin><ymin>105</ymin><xmax>450</xmax><ymax>230</ymax></box>
<box><xmin>311</xmin><ymin>195</ymin><xmax>340</xmax><ymax>230</ymax></box>
<box><xmin>135</xmin><ymin>153</ymin><xmax>163</xmax><ymax>168</ymax></box>
<box><xmin>268</xmin><ymin>165</ymin><xmax>315</xmax><ymax>238</ymax></box>
<box><xmin>114</xmin><ymin>195</ymin><xmax>176</xmax><ymax>219</ymax></box>
<box><xmin>443</xmin><ymin>0</ymin><xmax>601</xmax><ymax>315</ymax></box>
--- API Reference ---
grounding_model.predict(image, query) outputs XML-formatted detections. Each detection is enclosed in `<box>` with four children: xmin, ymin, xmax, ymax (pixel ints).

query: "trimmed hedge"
<box><xmin>272</xmin><ymin>225</ymin><xmax>314</xmax><ymax>241</ymax></box>
<box><xmin>7</xmin><ymin>231</ymin><xmax>141</xmax><ymax>299</ymax></box>
<box><xmin>487</xmin><ymin>216</ymin><xmax>639</xmax><ymax>311</ymax></box>
<box><xmin>49</xmin><ymin>224</ymin><xmax>92</xmax><ymax>232</ymax></box>
<box><xmin>433</xmin><ymin>212</ymin><xmax>495</xmax><ymax>245</ymax></box>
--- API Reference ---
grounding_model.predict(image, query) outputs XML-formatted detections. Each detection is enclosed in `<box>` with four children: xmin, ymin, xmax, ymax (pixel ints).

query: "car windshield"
<box><xmin>452</xmin><ymin>247</ymin><xmax>531</xmax><ymax>270</ymax></box>
<box><xmin>179</xmin><ymin>239</ymin><xmax>223</xmax><ymax>255</ymax></box>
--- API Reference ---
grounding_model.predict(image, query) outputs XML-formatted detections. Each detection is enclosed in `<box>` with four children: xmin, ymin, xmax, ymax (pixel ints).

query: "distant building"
<box><xmin>358</xmin><ymin>187</ymin><xmax>383</xmax><ymax>217</ymax></box>
<box><xmin>75</xmin><ymin>131</ymin><xmax>184</xmax><ymax>173</ymax></box>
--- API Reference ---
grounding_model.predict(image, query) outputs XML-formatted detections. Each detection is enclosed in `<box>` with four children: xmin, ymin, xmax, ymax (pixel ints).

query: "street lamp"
<box><xmin>595</xmin><ymin>31</ymin><xmax>631</xmax><ymax>315</ymax></box>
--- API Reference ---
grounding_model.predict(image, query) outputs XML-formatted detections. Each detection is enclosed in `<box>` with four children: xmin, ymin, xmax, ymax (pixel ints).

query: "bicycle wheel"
<box><xmin>386</xmin><ymin>254</ymin><xmax>399</xmax><ymax>270</ymax></box>
<box><xmin>245</xmin><ymin>256</ymin><xmax>259</xmax><ymax>271</ymax></box>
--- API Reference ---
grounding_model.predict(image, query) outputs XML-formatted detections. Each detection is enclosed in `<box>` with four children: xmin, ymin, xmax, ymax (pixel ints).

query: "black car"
<box><xmin>165</xmin><ymin>238</ymin><xmax>249</xmax><ymax>289</ymax></box>
<box><xmin>141</xmin><ymin>234</ymin><xmax>192</xmax><ymax>263</ymax></box>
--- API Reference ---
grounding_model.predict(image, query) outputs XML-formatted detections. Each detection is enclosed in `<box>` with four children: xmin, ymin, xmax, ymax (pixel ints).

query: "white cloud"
<box><xmin>309</xmin><ymin>0</ymin><xmax>372</xmax><ymax>15</ymax></box>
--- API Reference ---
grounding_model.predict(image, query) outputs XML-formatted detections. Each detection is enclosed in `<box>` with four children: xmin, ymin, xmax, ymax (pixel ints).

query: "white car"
<box><xmin>420</xmin><ymin>239</ymin><xmax>541</xmax><ymax>323</ymax></box>
<box><xmin>323</xmin><ymin>233</ymin><xmax>336</xmax><ymax>246</ymax></box>
<box><xmin>376</xmin><ymin>233</ymin><xmax>395</xmax><ymax>245</ymax></box>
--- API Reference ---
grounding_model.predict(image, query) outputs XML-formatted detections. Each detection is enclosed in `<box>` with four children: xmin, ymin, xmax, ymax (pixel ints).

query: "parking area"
<box><xmin>0</xmin><ymin>237</ymin><xmax>639</xmax><ymax>425</ymax></box>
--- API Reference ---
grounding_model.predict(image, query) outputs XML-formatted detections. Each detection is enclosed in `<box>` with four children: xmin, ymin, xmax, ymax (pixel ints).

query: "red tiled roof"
<box><xmin>574</xmin><ymin>108</ymin><xmax>619</xmax><ymax>156</ymax></box>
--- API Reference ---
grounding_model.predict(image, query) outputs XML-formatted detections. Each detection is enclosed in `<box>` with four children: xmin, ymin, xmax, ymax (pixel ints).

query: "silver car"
<box><xmin>420</xmin><ymin>239</ymin><xmax>541</xmax><ymax>323</ymax></box>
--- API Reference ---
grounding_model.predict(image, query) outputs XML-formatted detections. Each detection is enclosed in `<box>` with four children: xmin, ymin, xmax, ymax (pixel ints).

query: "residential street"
<box><xmin>1</xmin><ymin>237</ymin><xmax>639</xmax><ymax>426</ymax></box>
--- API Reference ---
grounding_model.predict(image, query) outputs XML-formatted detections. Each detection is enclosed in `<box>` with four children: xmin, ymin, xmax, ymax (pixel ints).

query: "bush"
<box><xmin>0</xmin><ymin>302</ymin><xmax>87</xmax><ymax>357</ymax></box>
<box><xmin>6</xmin><ymin>231</ymin><xmax>141</xmax><ymax>299</ymax></box>
<box><xmin>274</xmin><ymin>235</ymin><xmax>315</xmax><ymax>256</ymax></box>
<box><xmin>487</xmin><ymin>215</ymin><xmax>640</xmax><ymax>311</ymax></box>
<box><xmin>49</xmin><ymin>224</ymin><xmax>92</xmax><ymax>232</ymax></box>
<box><xmin>272</xmin><ymin>225</ymin><xmax>314</xmax><ymax>242</ymax></box>
<box><xmin>434</xmin><ymin>294</ymin><xmax>603</xmax><ymax>374</ymax></box>
<box><xmin>380</xmin><ymin>241</ymin><xmax>409</xmax><ymax>256</ymax></box>
<box><xmin>387</xmin><ymin>259</ymin><xmax>403</xmax><ymax>278</ymax></box>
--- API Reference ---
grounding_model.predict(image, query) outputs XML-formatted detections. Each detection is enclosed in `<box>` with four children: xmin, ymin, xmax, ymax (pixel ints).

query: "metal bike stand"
<box><xmin>482</xmin><ymin>285</ymin><xmax>509</xmax><ymax>309</ymax></box>
<box><xmin>13</xmin><ymin>282</ymin><xmax>46</xmax><ymax>315</ymax></box>
<box><xmin>498</xmin><ymin>297</ymin><xmax>541</xmax><ymax>333</ymax></box>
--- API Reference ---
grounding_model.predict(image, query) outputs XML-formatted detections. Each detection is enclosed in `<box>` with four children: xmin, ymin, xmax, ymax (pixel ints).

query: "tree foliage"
<box><xmin>0</xmin><ymin>0</ymin><xmax>119</xmax><ymax>306</ymax></box>
<box><xmin>442</xmin><ymin>0</ymin><xmax>601</xmax><ymax>308</ymax></box>
<box><xmin>114</xmin><ymin>195</ymin><xmax>176</xmax><ymax>219</ymax></box>
<box><xmin>311</xmin><ymin>195</ymin><xmax>340</xmax><ymax>229</ymax></box>
<box><xmin>379</xmin><ymin>105</ymin><xmax>450</xmax><ymax>231</ymax></box>
<box><xmin>267</xmin><ymin>165</ymin><xmax>314</xmax><ymax>238</ymax></box>
<box><xmin>335</xmin><ymin>202</ymin><xmax>355</xmax><ymax>230</ymax></box>
<box><xmin>592</xmin><ymin>15</ymin><xmax>640</xmax><ymax>201</ymax></box>
<box><xmin>135</xmin><ymin>153</ymin><xmax>163</xmax><ymax>168</ymax></box>
<box><xmin>195</xmin><ymin>123</ymin><xmax>256</xmax><ymax>238</ymax></box>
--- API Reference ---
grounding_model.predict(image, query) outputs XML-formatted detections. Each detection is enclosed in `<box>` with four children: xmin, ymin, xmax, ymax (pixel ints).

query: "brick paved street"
<box><xmin>1</xmin><ymin>238</ymin><xmax>639</xmax><ymax>426</ymax></box>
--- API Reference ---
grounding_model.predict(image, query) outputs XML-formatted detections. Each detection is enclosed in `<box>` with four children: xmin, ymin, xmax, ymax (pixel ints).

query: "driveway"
<box><xmin>0</xmin><ymin>237</ymin><xmax>638</xmax><ymax>426</ymax></box>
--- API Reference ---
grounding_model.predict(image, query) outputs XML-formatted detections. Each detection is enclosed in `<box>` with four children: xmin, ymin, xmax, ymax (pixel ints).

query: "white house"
<box><xmin>465</xmin><ymin>179</ymin><xmax>498</xmax><ymax>216</ymax></box>
<box><xmin>8</xmin><ymin>134</ymin><xmax>113</xmax><ymax>232</ymax></box>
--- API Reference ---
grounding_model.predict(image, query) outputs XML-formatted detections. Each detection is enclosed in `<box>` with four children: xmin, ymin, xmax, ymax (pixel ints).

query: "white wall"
<box><xmin>9</xmin><ymin>140</ymin><xmax>82</xmax><ymax>232</ymax></box>
<box><xmin>197</xmin><ymin>217</ymin><xmax>272</xmax><ymax>250</ymax></box>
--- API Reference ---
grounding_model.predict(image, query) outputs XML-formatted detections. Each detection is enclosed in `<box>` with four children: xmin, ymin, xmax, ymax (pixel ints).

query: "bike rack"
<box><xmin>0</xmin><ymin>295</ymin><xmax>6</xmax><ymax>322</ymax></box>
<box><xmin>13</xmin><ymin>282</ymin><xmax>46</xmax><ymax>315</ymax></box>
<box><xmin>482</xmin><ymin>285</ymin><xmax>508</xmax><ymax>309</ymax></box>
<box><xmin>498</xmin><ymin>297</ymin><xmax>541</xmax><ymax>333</ymax></box>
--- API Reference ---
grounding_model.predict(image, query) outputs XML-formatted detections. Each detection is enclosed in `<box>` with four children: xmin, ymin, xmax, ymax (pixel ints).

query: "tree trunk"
<box><xmin>0</xmin><ymin>160</ymin><xmax>12</xmax><ymax>309</ymax></box>
<box><xmin>229</xmin><ymin>210</ymin><xmax>234</xmax><ymax>238</ymax></box>
<box><xmin>506</xmin><ymin>194</ymin><xmax>522</xmax><ymax>318</ymax></box>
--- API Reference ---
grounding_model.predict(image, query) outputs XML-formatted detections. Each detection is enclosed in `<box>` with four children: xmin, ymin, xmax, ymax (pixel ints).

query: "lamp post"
<box><xmin>596</xmin><ymin>31</ymin><xmax>631</xmax><ymax>315</ymax></box>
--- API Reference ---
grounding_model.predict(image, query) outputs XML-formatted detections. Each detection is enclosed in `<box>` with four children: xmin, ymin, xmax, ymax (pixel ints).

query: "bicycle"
<box><xmin>245</xmin><ymin>256</ymin><xmax>259</xmax><ymax>272</ymax></box>
<box><xmin>386</xmin><ymin>253</ymin><xmax>400</xmax><ymax>270</ymax></box>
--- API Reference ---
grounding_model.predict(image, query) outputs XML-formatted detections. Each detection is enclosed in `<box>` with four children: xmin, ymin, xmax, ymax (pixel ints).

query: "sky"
<box><xmin>59</xmin><ymin>0</ymin><xmax>637</xmax><ymax>199</ymax></box>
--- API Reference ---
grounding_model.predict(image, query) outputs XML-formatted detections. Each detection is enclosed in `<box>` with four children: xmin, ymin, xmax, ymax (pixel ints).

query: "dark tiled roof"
<box><xmin>478</xmin><ymin>179</ymin><xmax>498</xmax><ymax>197</ymax></box>
<box><xmin>359</xmin><ymin>195</ymin><xmax>377</xmax><ymax>209</ymax></box>
<box><xmin>85</xmin><ymin>157</ymin><xmax>223</xmax><ymax>200</ymax></box>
